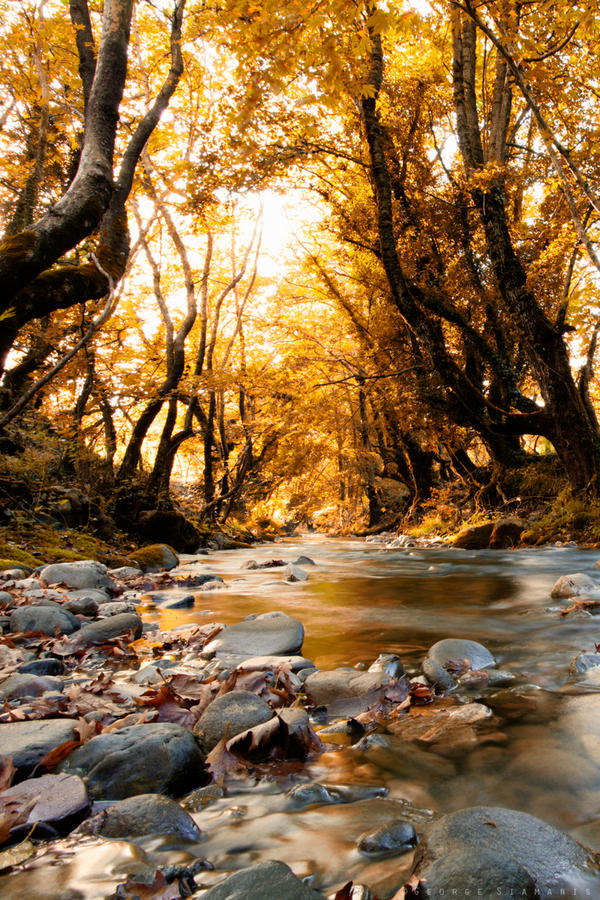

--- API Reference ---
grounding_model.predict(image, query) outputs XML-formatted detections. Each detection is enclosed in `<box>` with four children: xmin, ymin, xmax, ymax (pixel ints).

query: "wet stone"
<box><xmin>368</xmin><ymin>653</ymin><xmax>404</xmax><ymax>679</ymax></box>
<box><xmin>422</xmin><ymin>638</ymin><xmax>495</xmax><ymax>690</ymax></box>
<box><xmin>0</xmin><ymin>718</ymin><xmax>79</xmax><ymax>771</ymax></box>
<box><xmin>79</xmin><ymin>793</ymin><xmax>201</xmax><ymax>841</ymax></box>
<box><xmin>303</xmin><ymin>667</ymin><xmax>391</xmax><ymax>705</ymax></box>
<box><xmin>10</xmin><ymin>604</ymin><xmax>80</xmax><ymax>636</ymax></box>
<box><xmin>203</xmin><ymin>611</ymin><xmax>304</xmax><ymax>660</ymax></box>
<box><xmin>550</xmin><ymin>573</ymin><xmax>600</xmax><ymax>598</ymax></box>
<box><xmin>63</xmin><ymin>596</ymin><xmax>99</xmax><ymax>617</ymax></box>
<box><xmin>199</xmin><ymin>860</ymin><xmax>323</xmax><ymax>900</ymax></box>
<box><xmin>1</xmin><ymin>773</ymin><xmax>89</xmax><ymax>831</ymax></box>
<box><xmin>78</xmin><ymin>612</ymin><xmax>143</xmax><ymax>643</ymax></box>
<box><xmin>570</xmin><ymin>651</ymin><xmax>600</xmax><ymax>675</ymax></box>
<box><xmin>58</xmin><ymin>722</ymin><xmax>207</xmax><ymax>800</ymax></box>
<box><xmin>357</xmin><ymin>819</ymin><xmax>418</xmax><ymax>855</ymax></box>
<box><xmin>97</xmin><ymin>600</ymin><xmax>138</xmax><ymax>616</ymax></box>
<box><xmin>194</xmin><ymin>690</ymin><xmax>274</xmax><ymax>752</ymax></box>
<box><xmin>410</xmin><ymin>806</ymin><xmax>594</xmax><ymax>898</ymax></box>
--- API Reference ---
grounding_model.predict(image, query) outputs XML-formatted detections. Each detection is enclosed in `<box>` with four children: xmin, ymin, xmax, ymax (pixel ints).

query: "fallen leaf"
<box><xmin>0</xmin><ymin>796</ymin><xmax>34</xmax><ymax>847</ymax></box>
<box><xmin>444</xmin><ymin>657</ymin><xmax>471</xmax><ymax>676</ymax></box>
<box><xmin>101</xmin><ymin>710</ymin><xmax>158</xmax><ymax>732</ymax></box>
<box><xmin>109</xmin><ymin>870</ymin><xmax>180</xmax><ymax>900</ymax></box>
<box><xmin>0</xmin><ymin>757</ymin><xmax>15</xmax><ymax>792</ymax></box>
<box><xmin>35</xmin><ymin>739</ymin><xmax>83</xmax><ymax>772</ymax></box>
<box><xmin>333</xmin><ymin>882</ymin><xmax>354</xmax><ymax>900</ymax></box>
<box><xmin>215</xmin><ymin>670</ymin><xmax>238</xmax><ymax>698</ymax></box>
<box><xmin>205</xmin><ymin>734</ymin><xmax>248</xmax><ymax>782</ymax></box>
<box><xmin>0</xmin><ymin>838</ymin><xmax>35</xmax><ymax>871</ymax></box>
<box><xmin>560</xmin><ymin>599</ymin><xmax>600</xmax><ymax>616</ymax></box>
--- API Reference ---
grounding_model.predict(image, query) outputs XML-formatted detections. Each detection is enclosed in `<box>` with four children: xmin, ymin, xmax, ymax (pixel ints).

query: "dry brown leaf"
<box><xmin>333</xmin><ymin>882</ymin><xmax>354</xmax><ymax>900</ymax></box>
<box><xmin>108</xmin><ymin>870</ymin><xmax>180</xmax><ymax>900</ymax></box>
<box><xmin>35</xmin><ymin>739</ymin><xmax>82</xmax><ymax>772</ymax></box>
<box><xmin>215</xmin><ymin>669</ymin><xmax>238</xmax><ymax>698</ymax></box>
<box><xmin>560</xmin><ymin>599</ymin><xmax>600</xmax><ymax>616</ymax></box>
<box><xmin>206</xmin><ymin>734</ymin><xmax>248</xmax><ymax>782</ymax></box>
<box><xmin>101</xmin><ymin>710</ymin><xmax>158</xmax><ymax>732</ymax></box>
<box><xmin>0</xmin><ymin>757</ymin><xmax>16</xmax><ymax>792</ymax></box>
<box><xmin>0</xmin><ymin>796</ymin><xmax>35</xmax><ymax>848</ymax></box>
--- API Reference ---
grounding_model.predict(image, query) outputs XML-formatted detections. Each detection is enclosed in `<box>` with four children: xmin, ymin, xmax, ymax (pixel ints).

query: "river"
<box><xmin>4</xmin><ymin>536</ymin><xmax>600</xmax><ymax>898</ymax></box>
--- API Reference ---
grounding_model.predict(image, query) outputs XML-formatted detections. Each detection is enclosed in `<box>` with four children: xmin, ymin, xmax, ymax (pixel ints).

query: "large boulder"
<box><xmin>422</xmin><ymin>638</ymin><xmax>495</xmax><ymax>691</ymax></box>
<box><xmin>194</xmin><ymin>690</ymin><xmax>274</xmax><ymax>752</ymax></box>
<box><xmin>489</xmin><ymin>518</ymin><xmax>527</xmax><ymax>549</ymax></box>
<box><xmin>127</xmin><ymin>543</ymin><xmax>179</xmax><ymax>573</ymax></box>
<box><xmin>57</xmin><ymin>723</ymin><xmax>207</xmax><ymax>799</ymax></box>
<box><xmin>137</xmin><ymin>510</ymin><xmax>200</xmax><ymax>553</ymax></box>
<box><xmin>452</xmin><ymin>523</ymin><xmax>495</xmax><ymax>549</ymax></box>
<box><xmin>0</xmin><ymin>673</ymin><xmax>62</xmax><ymax>700</ymax></box>
<box><xmin>10</xmin><ymin>604</ymin><xmax>80</xmax><ymax>636</ymax></box>
<box><xmin>203</xmin><ymin>612</ymin><xmax>304</xmax><ymax>661</ymax></box>
<box><xmin>0</xmin><ymin>719</ymin><xmax>79</xmax><ymax>772</ymax></box>
<box><xmin>200</xmin><ymin>860</ymin><xmax>323</xmax><ymax>900</ymax></box>
<box><xmin>409</xmin><ymin>806</ymin><xmax>595</xmax><ymax>898</ymax></box>
<box><xmin>79</xmin><ymin>793</ymin><xmax>201</xmax><ymax>840</ymax></box>
<box><xmin>40</xmin><ymin>560</ymin><xmax>113</xmax><ymax>590</ymax></box>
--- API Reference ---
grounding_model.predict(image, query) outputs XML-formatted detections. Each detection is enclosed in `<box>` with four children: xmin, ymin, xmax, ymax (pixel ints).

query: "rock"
<box><xmin>357</xmin><ymin>819</ymin><xmax>418</xmax><ymax>855</ymax></box>
<box><xmin>159</xmin><ymin>594</ymin><xmax>195</xmax><ymax>609</ymax></box>
<box><xmin>78</xmin><ymin>612</ymin><xmax>143</xmax><ymax>643</ymax></box>
<box><xmin>45</xmin><ymin>486</ymin><xmax>90</xmax><ymax>528</ymax></box>
<box><xmin>387</xmin><ymin>702</ymin><xmax>497</xmax><ymax>758</ymax></box>
<box><xmin>368</xmin><ymin>653</ymin><xmax>404</xmax><ymax>679</ymax></box>
<box><xmin>293</xmin><ymin>556</ymin><xmax>316</xmax><ymax>566</ymax></box>
<box><xmin>0</xmin><ymin>590</ymin><xmax>13</xmax><ymax>603</ymax></box>
<box><xmin>243</xmin><ymin>559</ymin><xmax>286</xmax><ymax>570</ymax></box>
<box><xmin>422</xmin><ymin>638</ymin><xmax>495</xmax><ymax>690</ymax></box>
<box><xmin>203</xmin><ymin>612</ymin><xmax>304</xmax><ymax>660</ymax></box>
<box><xmin>63</xmin><ymin>596</ymin><xmax>99</xmax><ymax>617</ymax></box>
<box><xmin>79</xmin><ymin>793</ymin><xmax>201</xmax><ymax>840</ymax></box>
<box><xmin>183</xmin><ymin>783</ymin><xmax>224</xmax><ymax>811</ymax></box>
<box><xmin>137</xmin><ymin>510</ymin><xmax>200</xmax><ymax>553</ymax></box>
<box><xmin>58</xmin><ymin>723</ymin><xmax>206</xmax><ymax>800</ymax></box>
<box><xmin>130</xmin><ymin>659</ymin><xmax>180</xmax><ymax>684</ymax></box>
<box><xmin>39</xmin><ymin>560</ymin><xmax>113</xmax><ymax>590</ymax></box>
<box><xmin>550</xmin><ymin>573</ymin><xmax>600</xmax><ymax>598</ymax></box>
<box><xmin>0</xmin><ymin>673</ymin><xmax>62</xmax><ymax>700</ymax></box>
<box><xmin>194</xmin><ymin>690</ymin><xmax>274</xmax><ymax>752</ymax></box>
<box><xmin>409</xmin><ymin>806</ymin><xmax>594</xmax><ymax>898</ymax></box>
<box><xmin>9</xmin><ymin>604</ymin><xmax>80</xmax><ymax>636</ymax></box>
<box><xmin>236</xmin><ymin>655</ymin><xmax>315</xmax><ymax>673</ymax></box>
<box><xmin>65</xmin><ymin>588</ymin><xmax>110</xmax><ymax>603</ymax></box>
<box><xmin>452</xmin><ymin>523</ymin><xmax>495</xmax><ymax>549</ymax></box>
<box><xmin>199</xmin><ymin>860</ymin><xmax>323</xmax><ymax>900</ymax></box>
<box><xmin>17</xmin><ymin>658</ymin><xmax>63</xmax><ymax>676</ymax></box>
<box><xmin>286</xmin><ymin>783</ymin><xmax>335</xmax><ymax>807</ymax></box>
<box><xmin>109</xmin><ymin>566</ymin><xmax>143</xmax><ymax>578</ymax></box>
<box><xmin>489</xmin><ymin>517</ymin><xmax>526</xmax><ymax>549</ymax></box>
<box><xmin>1</xmin><ymin>774</ymin><xmax>88</xmax><ymax>832</ymax></box>
<box><xmin>0</xmin><ymin>719</ymin><xmax>79</xmax><ymax>771</ymax></box>
<box><xmin>570</xmin><ymin>652</ymin><xmax>600</xmax><ymax>675</ymax></box>
<box><xmin>283</xmin><ymin>563</ymin><xmax>308</xmax><ymax>583</ymax></box>
<box><xmin>303</xmin><ymin>667</ymin><xmax>392</xmax><ymax>706</ymax></box>
<box><xmin>128</xmin><ymin>544</ymin><xmax>179</xmax><ymax>572</ymax></box>
<box><xmin>97</xmin><ymin>600</ymin><xmax>138</xmax><ymax>616</ymax></box>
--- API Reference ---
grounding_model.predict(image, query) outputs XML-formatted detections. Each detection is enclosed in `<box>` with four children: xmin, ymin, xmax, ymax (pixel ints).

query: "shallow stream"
<box><xmin>5</xmin><ymin>536</ymin><xmax>600</xmax><ymax>898</ymax></box>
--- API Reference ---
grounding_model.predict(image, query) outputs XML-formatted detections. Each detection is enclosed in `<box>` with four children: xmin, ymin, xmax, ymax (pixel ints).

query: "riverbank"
<box><xmin>2</xmin><ymin>537</ymin><xmax>600</xmax><ymax>898</ymax></box>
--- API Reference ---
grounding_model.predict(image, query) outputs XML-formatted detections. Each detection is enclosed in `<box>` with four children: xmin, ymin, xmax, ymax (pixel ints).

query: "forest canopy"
<box><xmin>1</xmin><ymin>0</ymin><xmax>600</xmax><ymax>539</ymax></box>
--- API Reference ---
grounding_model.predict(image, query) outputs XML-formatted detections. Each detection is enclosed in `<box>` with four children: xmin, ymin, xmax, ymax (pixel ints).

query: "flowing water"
<box><xmin>5</xmin><ymin>536</ymin><xmax>600</xmax><ymax>898</ymax></box>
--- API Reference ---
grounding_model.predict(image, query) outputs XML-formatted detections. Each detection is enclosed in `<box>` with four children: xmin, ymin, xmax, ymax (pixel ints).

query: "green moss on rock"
<box><xmin>127</xmin><ymin>544</ymin><xmax>179</xmax><ymax>572</ymax></box>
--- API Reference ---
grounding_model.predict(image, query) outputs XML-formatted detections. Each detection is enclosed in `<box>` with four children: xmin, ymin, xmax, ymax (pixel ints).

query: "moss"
<box><xmin>128</xmin><ymin>544</ymin><xmax>179</xmax><ymax>572</ymax></box>
<box><xmin>0</xmin><ymin>557</ymin><xmax>34</xmax><ymax>571</ymax></box>
<box><xmin>0</xmin><ymin>230</ymin><xmax>37</xmax><ymax>259</ymax></box>
<box><xmin>0</xmin><ymin>544</ymin><xmax>42</xmax><ymax>566</ymax></box>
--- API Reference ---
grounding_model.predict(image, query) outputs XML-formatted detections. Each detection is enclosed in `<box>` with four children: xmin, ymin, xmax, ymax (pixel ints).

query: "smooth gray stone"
<box><xmin>200</xmin><ymin>860</ymin><xmax>323</xmax><ymax>899</ymax></box>
<box><xmin>368</xmin><ymin>653</ymin><xmax>404</xmax><ymax>679</ymax></box>
<box><xmin>236</xmin><ymin>654</ymin><xmax>315</xmax><ymax>673</ymax></box>
<box><xmin>303</xmin><ymin>668</ymin><xmax>390</xmax><ymax>705</ymax></box>
<box><xmin>0</xmin><ymin>590</ymin><xmax>13</xmax><ymax>603</ymax></box>
<box><xmin>64</xmin><ymin>596</ymin><xmax>99</xmax><ymax>617</ymax></box>
<box><xmin>0</xmin><ymin>719</ymin><xmax>78</xmax><ymax>770</ymax></box>
<box><xmin>78</xmin><ymin>612</ymin><xmax>143</xmax><ymax>643</ymax></box>
<box><xmin>97</xmin><ymin>600</ymin><xmax>138</xmax><ymax>616</ymax></box>
<box><xmin>131</xmin><ymin>659</ymin><xmax>180</xmax><ymax>684</ymax></box>
<box><xmin>422</xmin><ymin>638</ymin><xmax>495</xmax><ymax>690</ymax></box>
<box><xmin>159</xmin><ymin>594</ymin><xmax>195</xmax><ymax>609</ymax></box>
<box><xmin>109</xmin><ymin>566</ymin><xmax>143</xmax><ymax>578</ymax></box>
<box><xmin>79</xmin><ymin>793</ymin><xmax>201</xmax><ymax>840</ymax></box>
<box><xmin>411</xmin><ymin>806</ymin><xmax>594</xmax><ymax>898</ymax></box>
<box><xmin>10</xmin><ymin>604</ymin><xmax>80</xmax><ymax>636</ymax></box>
<box><xmin>357</xmin><ymin>819</ymin><xmax>417</xmax><ymax>855</ymax></box>
<box><xmin>283</xmin><ymin>564</ymin><xmax>308</xmax><ymax>583</ymax></box>
<box><xmin>58</xmin><ymin>723</ymin><xmax>206</xmax><ymax>800</ymax></box>
<box><xmin>18</xmin><ymin>658</ymin><xmax>63</xmax><ymax>676</ymax></box>
<box><xmin>1</xmin><ymin>773</ymin><xmax>88</xmax><ymax>827</ymax></box>
<box><xmin>0</xmin><ymin>673</ymin><xmax>62</xmax><ymax>700</ymax></box>
<box><xmin>40</xmin><ymin>560</ymin><xmax>113</xmax><ymax>590</ymax></box>
<box><xmin>194</xmin><ymin>690</ymin><xmax>274</xmax><ymax>752</ymax></box>
<box><xmin>65</xmin><ymin>589</ymin><xmax>110</xmax><ymax>603</ymax></box>
<box><xmin>203</xmin><ymin>612</ymin><xmax>304</xmax><ymax>660</ymax></box>
<box><xmin>292</xmin><ymin>556</ymin><xmax>316</xmax><ymax>566</ymax></box>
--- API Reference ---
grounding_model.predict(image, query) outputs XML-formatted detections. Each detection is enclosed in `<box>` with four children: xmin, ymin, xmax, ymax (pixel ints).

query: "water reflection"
<box><xmin>4</xmin><ymin>537</ymin><xmax>600</xmax><ymax>898</ymax></box>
